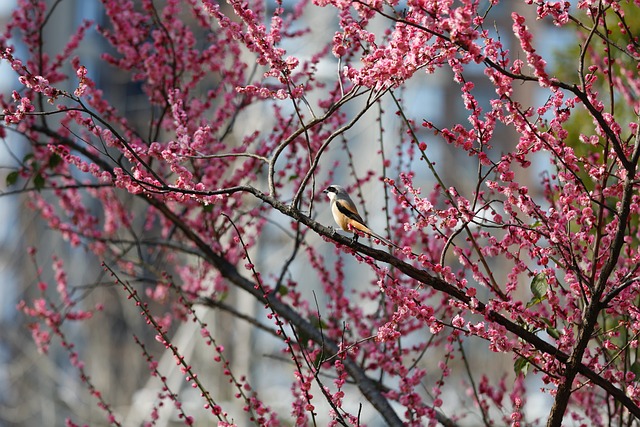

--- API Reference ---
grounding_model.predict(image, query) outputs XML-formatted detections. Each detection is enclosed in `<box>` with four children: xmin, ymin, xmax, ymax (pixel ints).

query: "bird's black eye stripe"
<box><xmin>327</xmin><ymin>186</ymin><xmax>336</xmax><ymax>193</ymax></box>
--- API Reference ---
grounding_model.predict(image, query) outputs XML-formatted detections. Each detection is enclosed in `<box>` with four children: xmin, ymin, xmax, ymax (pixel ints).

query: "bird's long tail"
<box><xmin>348</xmin><ymin>220</ymin><xmax>397</xmax><ymax>249</ymax></box>
<box><xmin>363</xmin><ymin>228</ymin><xmax>396</xmax><ymax>249</ymax></box>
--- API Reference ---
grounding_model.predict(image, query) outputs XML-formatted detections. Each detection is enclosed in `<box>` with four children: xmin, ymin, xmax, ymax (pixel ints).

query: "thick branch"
<box><xmin>546</xmin><ymin>124</ymin><xmax>640</xmax><ymax>427</ymax></box>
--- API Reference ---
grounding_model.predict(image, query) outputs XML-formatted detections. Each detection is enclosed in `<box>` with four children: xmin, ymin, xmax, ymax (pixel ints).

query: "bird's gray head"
<box><xmin>323</xmin><ymin>184</ymin><xmax>346</xmax><ymax>200</ymax></box>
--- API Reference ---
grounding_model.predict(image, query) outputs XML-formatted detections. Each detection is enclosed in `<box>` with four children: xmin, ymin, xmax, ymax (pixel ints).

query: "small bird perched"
<box><xmin>323</xmin><ymin>184</ymin><xmax>392</xmax><ymax>246</ymax></box>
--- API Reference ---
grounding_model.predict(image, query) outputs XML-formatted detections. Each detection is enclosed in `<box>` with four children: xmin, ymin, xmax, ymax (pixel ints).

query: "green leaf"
<box><xmin>33</xmin><ymin>174</ymin><xmax>45</xmax><ymax>191</ymax></box>
<box><xmin>631</xmin><ymin>361</ymin><xmax>640</xmax><ymax>380</ymax></box>
<box><xmin>530</xmin><ymin>273</ymin><xmax>548</xmax><ymax>300</ymax></box>
<box><xmin>48</xmin><ymin>153</ymin><xmax>62</xmax><ymax>169</ymax></box>
<box><xmin>6</xmin><ymin>171</ymin><xmax>19</xmax><ymax>187</ymax></box>
<box><xmin>527</xmin><ymin>273</ymin><xmax>549</xmax><ymax>307</ymax></box>
<box><xmin>536</xmin><ymin>317</ymin><xmax>560</xmax><ymax>339</ymax></box>
<box><xmin>546</xmin><ymin>326</ymin><xmax>560</xmax><ymax>339</ymax></box>
<box><xmin>22</xmin><ymin>153</ymin><xmax>34</xmax><ymax>164</ymax></box>
<box><xmin>514</xmin><ymin>356</ymin><xmax>530</xmax><ymax>375</ymax></box>
<box><xmin>540</xmin><ymin>317</ymin><xmax>553</xmax><ymax>327</ymax></box>
<box><xmin>526</xmin><ymin>297</ymin><xmax>544</xmax><ymax>308</ymax></box>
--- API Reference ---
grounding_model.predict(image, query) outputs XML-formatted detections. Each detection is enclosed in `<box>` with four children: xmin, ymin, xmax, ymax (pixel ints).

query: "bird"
<box><xmin>323</xmin><ymin>184</ymin><xmax>392</xmax><ymax>246</ymax></box>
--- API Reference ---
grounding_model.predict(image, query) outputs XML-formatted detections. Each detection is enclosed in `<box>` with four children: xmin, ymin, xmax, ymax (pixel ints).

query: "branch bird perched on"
<box><xmin>323</xmin><ymin>184</ymin><xmax>392</xmax><ymax>246</ymax></box>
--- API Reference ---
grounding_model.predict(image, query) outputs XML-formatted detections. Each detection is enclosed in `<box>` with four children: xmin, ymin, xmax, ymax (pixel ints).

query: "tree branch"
<box><xmin>143</xmin><ymin>191</ymin><xmax>405</xmax><ymax>426</ymax></box>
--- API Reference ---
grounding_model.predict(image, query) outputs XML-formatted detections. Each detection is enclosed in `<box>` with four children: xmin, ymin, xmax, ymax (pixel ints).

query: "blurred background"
<box><xmin>0</xmin><ymin>1</ymin><xmax>573</xmax><ymax>425</ymax></box>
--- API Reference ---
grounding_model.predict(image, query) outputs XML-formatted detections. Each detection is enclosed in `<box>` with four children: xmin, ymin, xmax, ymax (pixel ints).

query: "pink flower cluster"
<box><xmin>4</xmin><ymin>0</ymin><xmax>640</xmax><ymax>425</ymax></box>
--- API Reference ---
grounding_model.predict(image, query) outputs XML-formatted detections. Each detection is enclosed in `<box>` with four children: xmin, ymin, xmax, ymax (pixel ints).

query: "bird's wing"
<box><xmin>336</xmin><ymin>199</ymin><xmax>394</xmax><ymax>246</ymax></box>
<box><xmin>335</xmin><ymin>199</ymin><xmax>368</xmax><ymax>227</ymax></box>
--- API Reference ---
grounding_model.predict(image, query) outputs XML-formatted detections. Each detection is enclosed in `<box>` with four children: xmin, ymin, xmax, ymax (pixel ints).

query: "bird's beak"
<box><xmin>322</xmin><ymin>188</ymin><xmax>328</xmax><ymax>194</ymax></box>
